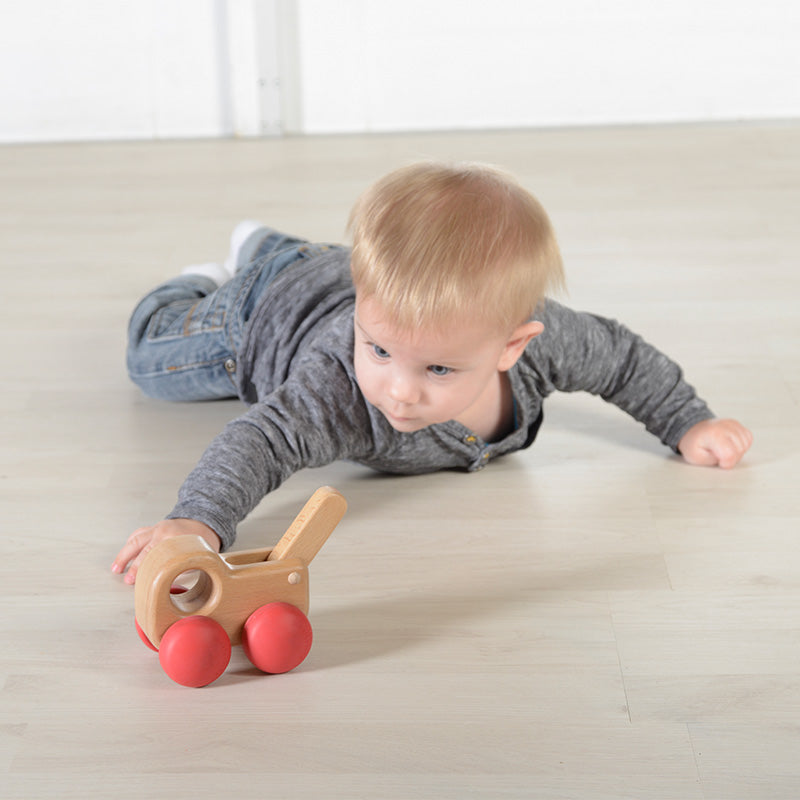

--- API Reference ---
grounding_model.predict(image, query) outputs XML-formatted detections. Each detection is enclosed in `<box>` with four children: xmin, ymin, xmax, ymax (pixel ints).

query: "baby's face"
<box><xmin>353</xmin><ymin>296</ymin><xmax>512</xmax><ymax>433</ymax></box>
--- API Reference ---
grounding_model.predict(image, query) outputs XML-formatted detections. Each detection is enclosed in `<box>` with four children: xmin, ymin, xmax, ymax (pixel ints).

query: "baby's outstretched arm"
<box><xmin>678</xmin><ymin>418</ymin><xmax>753</xmax><ymax>469</ymax></box>
<box><xmin>111</xmin><ymin>518</ymin><xmax>221</xmax><ymax>585</ymax></box>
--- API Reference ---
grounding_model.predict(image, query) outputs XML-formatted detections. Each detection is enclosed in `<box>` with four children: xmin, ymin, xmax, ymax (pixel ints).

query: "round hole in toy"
<box><xmin>242</xmin><ymin>602</ymin><xmax>313</xmax><ymax>674</ymax></box>
<box><xmin>158</xmin><ymin>615</ymin><xmax>231</xmax><ymax>687</ymax></box>
<box><xmin>168</xmin><ymin>569</ymin><xmax>214</xmax><ymax>614</ymax></box>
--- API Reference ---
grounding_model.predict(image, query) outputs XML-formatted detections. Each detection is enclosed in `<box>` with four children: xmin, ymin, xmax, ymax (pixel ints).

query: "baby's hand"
<box><xmin>678</xmin><ymin>418</ymin><xmax>753</xmax><ymax>469</ymax></box>
<box><xmin>111</xmin><ymin>518</ymin><xmax>221</xmax><ymax>585</ymax></box>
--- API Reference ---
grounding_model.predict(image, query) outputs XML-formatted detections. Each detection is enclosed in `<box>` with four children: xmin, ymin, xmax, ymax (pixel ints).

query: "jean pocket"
<box><xmin>146</xmin><ymin>298</ymin><xmax>226</xmax><ymax>341</ymax></box>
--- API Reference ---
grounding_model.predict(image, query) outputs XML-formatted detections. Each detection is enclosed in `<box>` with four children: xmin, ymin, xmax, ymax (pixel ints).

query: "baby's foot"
<box><xmin>180</xmin><ymin>262</ymin><xmax>231</xmax><ymax>287</ymax></box>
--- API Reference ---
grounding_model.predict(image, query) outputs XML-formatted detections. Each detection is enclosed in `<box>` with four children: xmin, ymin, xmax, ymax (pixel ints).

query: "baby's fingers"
<box><xmin>714</xmin><ymin>422</ymin><xmax>754</xmax><ymax>469</ymax></box>
<box><xmin>111</xmin><ymin>527</ymin><xmax>154</xmax><ymax>582</ymax></box>
<box><xmin>679</xmin><ymin>418</ymin><xmax>753</xmax><ymax>469</ymax></box>
<box><xmin>685</xmin><ymin>446</ymin><xmax>720</xmax><ymax>467</ymax></box>
<box><xmin>714</xmin><ymin>439</ymin><xmax>742</xmax><ymax>469</ymax></box>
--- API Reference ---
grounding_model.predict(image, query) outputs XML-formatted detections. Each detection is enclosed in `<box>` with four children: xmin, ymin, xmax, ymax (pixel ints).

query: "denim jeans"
<box><xmin>126</xmin><ymin>228</ymin><xmax>341</xmax><ymax>401</ymax></box>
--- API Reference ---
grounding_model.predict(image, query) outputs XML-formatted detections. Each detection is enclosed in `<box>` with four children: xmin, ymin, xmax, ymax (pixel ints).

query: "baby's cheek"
<box><xmin>353</xmin><ymin>364</ymin><xmax>379</xmax><ymax>406</ymax></box>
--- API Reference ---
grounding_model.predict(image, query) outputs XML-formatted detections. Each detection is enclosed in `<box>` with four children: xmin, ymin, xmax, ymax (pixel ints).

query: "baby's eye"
<box><xmin>428</xmin><ymin>364</ymin><xmax>453</xmax><ymax>376</ymax></box>
<box><xmin>372</xmin><ymin>344</ymin><xmax>390</xmax><ymax>359</ymax></box>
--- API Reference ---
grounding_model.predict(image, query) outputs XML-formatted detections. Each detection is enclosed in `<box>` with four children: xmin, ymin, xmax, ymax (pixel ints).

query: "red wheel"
<box><xmin>158</xmin><ymin>616</ymin><xmax>231</xmax><ymax>687</ymax></box>
<box><xmin>135</xmin><ymin>618</ymin><xmax>158</xmax><ymax>652</ymax></box>
<box><xmin>242</xmin><ymin>602</ymin><xmax>313</xmax><ymax>674</ymax></box>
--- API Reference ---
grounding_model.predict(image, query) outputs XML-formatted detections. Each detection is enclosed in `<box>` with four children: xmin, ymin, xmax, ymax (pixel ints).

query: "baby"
<box><xmin>113</xmin><ymin>162</ymin><xmax>752</xmax><ymax>583</ymax></box>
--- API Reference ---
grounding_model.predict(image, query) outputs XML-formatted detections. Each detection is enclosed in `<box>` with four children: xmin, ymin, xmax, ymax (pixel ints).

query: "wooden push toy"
<box><xmin>134</xmin><ymin>486</ymin><xmax>347</xmax><ymax>687</ymax></box>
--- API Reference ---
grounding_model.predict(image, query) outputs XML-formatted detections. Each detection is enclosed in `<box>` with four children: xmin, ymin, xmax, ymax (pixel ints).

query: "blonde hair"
<box><xmin>348</xmin><ymin>161</ymin><xmax>564</xmax><ymax>333</ymax></box>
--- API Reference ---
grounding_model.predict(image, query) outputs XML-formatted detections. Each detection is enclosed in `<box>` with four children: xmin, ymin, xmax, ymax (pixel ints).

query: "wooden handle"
<box><xmin>267</xmin><ymin>486</ymin><xmax>347</xmax><ymax>565</ymax></box>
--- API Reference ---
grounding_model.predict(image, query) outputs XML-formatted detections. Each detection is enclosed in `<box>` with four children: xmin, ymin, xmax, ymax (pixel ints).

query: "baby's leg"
<box><xmin>126</xmin><ymin>275</ymin><xmax>239</xmax><ymax>402</ymax></box>
<box><xmin>126</xmin><ymin>224</ymin><xmax>318</xmax><ymax>402</ymax></box>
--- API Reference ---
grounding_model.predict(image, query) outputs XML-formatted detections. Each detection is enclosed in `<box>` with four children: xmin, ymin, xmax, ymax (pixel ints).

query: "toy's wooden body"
<box><xmin>134</xmin><ymin>487</ymin><xmax>346</xmax><ymax>682</ymax></box>
<box><xmin>135</xmin><ymin>542</ymin><xmax>311</xmax><ymax>648</ymax></box>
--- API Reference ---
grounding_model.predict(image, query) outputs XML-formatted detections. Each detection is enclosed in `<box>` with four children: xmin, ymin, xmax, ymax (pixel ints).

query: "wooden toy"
<box><xmin>134</xmin><ymin>486</ymin><xmax>347</xmax><ymax>687</ymax></box>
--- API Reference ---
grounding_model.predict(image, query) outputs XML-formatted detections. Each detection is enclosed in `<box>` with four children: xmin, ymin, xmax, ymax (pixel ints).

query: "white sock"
<box><xmin>180</xmin><ymin>262</ymin><xmax>231</xmax><ymax>287</ymax></box>
<box><xmin>224</xmin><ymin>220</ymin><xmax>264</xmax><ymax>274</ymax></box>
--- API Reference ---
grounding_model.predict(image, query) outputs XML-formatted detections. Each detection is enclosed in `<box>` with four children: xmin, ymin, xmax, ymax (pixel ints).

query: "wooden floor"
<box><xmin>1</xmin><ymin>122</ymin><xmax>798</xmax><ymax>799</ymax></box>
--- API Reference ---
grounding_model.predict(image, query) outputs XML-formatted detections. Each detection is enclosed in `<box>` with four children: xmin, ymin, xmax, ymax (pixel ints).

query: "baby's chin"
<box><xmin>380</xmin><ymin>410</ymin><xmax>432</xmax><ymax>433</ymax></box>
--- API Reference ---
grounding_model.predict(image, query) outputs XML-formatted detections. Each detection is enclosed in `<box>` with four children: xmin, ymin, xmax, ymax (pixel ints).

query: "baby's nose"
<box><xmin>388</xmin><ymin>373</ymin><xmax>420</xmax><ymax>404</ymax></box>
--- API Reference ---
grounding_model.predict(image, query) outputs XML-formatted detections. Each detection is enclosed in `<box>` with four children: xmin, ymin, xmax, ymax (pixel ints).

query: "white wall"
<box><xmin>0</xmin><ymin>0</ymin><xmax>228</xmax><ymax>142</ymax></box>
<box><xmin>294</xmin><ymin>0</ymin><xmax>800</xmax><ymax>133</ymax></box>
<box><xmin>1</xmin><ymin>0</ymin><xmax>798</xmax><ymax>143</ymax></box>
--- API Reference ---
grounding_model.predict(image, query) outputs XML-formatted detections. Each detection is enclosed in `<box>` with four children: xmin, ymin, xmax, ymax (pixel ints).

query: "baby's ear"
<box><xmin>497</xmin><ymin>321</ymin><xmax>544</xmax><ymax>371</ymax></box>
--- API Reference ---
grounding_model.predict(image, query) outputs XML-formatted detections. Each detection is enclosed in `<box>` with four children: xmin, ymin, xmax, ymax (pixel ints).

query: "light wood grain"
<box><xmin>1</xmin><ymin>122</ymin><xmax>798</xmax><ymax>799</ymax></box>
<box><xmin>268</xmin><ymin>486</ymin><xmax>347</xmax><ymax>565</ymax></box>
